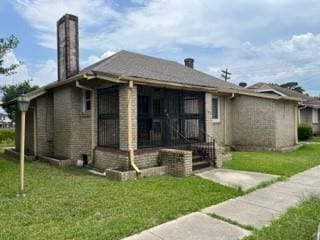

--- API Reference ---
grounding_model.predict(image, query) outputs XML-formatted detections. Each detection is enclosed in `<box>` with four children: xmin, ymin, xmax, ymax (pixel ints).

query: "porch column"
<box><xmin>119</xmin><ymin>85</ymin><xmax>138</xmax><ymax>151</ymax></box>
<box><xmin>205</xmin><ymin>92</ymin><xmax>213</xmax><ymax>142</ymax></box>
<box><xmin>294</xmin><ymin>103</ymin><xmax>299</xmax><ymax>144</ymax></box>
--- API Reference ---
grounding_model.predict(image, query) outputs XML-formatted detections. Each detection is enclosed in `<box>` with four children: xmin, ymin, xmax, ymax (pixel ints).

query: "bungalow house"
<box><xmin>0</xmin><ymin>113</ymin><xmax>12</xmax><ymax>128</ymax></box>
<box><xmin>248</xmin><ymin>82</ymin><xmax>320</xmax><ymax>135</ymax></box>
<box><xmin>5</xmin><ymin>14</ymin><xmax>300</xmax><ymax>174</ymax></box>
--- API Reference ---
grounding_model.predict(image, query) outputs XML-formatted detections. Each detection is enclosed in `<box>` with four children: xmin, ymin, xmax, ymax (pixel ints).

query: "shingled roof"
<box><xmin>248</xmin><ymin>82</ymin><xmax>320</xmax><ymax>107</ymax></box>
<box><xmin>81</xmin><ymin>50</ymin><xmax>241</xmax><ymax>90</ymax></box>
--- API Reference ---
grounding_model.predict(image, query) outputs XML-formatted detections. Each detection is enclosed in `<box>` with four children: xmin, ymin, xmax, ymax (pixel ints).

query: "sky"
<box><xmin>1</xmin><ymin>0</ymin><xmax>320</xmax><ymax>97</ymax></box>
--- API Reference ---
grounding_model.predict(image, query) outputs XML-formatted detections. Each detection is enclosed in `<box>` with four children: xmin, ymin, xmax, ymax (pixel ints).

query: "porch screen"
<box><xmin>137</xmin><ymin>86</ymin><xmax>205</xmax><ymax>148</ymax></box>
<box><xmin>98</xmin><ymin>87</ymin><xmax>119</xmax><ymax>147</ymax></box>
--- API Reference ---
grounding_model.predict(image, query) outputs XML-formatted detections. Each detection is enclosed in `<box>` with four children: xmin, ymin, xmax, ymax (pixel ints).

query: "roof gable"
<box><xmin>248</xmin><ymin>82</ymin><xmax>320</xmax><ymax>107</ymax></box>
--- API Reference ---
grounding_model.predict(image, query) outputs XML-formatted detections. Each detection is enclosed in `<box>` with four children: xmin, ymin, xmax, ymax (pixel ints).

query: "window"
<box><xmin>98</xmin><ymin>87</ymin><xmax>119</xmax><ymax>147</ymax></box>
<box><xmin>212</xmin><ymin>96</ymin><xmax>220</xmax><ymax>122</ymax></box>
<box><xmin>312</xmin><ymin>109</ymin><xmax>319</xmax><ymax>124</ymax></box>
<box><xmin>83</xmin><ymin>90</ymin><xmax>91</xmax><ymax>112</ymax></box>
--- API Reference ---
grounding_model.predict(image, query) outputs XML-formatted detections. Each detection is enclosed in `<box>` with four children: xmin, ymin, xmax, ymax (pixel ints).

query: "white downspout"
<box><xmin>127</xmin><ymin>80</ymin><xmax>141</xmax><ymax>174</ymax></box>
<box><xmin>76</xmin><ymin>80</ymin><xmax>95</xmax><ymax>164</ymax></box>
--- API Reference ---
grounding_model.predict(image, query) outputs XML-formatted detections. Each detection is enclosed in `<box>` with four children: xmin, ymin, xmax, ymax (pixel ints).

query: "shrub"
<box><xmin>298</xmin><ymin>123</ymin><xmax>312</xmax><ymax>141</ymax></box>
<box><xmin>0</xmin><ymin>128</ymin><xmax>15</xmax><ymax>144</ymax></box>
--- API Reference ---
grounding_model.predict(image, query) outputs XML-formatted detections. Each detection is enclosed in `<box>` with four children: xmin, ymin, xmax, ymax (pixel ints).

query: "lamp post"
<box><xmin>17</xmin><ymin>94</ymin><xmax>30</xmax><ymax>196</ymax></box>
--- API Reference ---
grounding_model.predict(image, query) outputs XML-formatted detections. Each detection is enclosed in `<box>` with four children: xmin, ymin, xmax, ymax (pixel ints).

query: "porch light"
<box><xmin>17</xmin><ymin>94</ymin><xmax>29</xmax><ymax>197</ymax></box>
<box><xmin>17</xmin><ymin>94</ymin><xmax>30</xmax><ymax>112</ymax></box>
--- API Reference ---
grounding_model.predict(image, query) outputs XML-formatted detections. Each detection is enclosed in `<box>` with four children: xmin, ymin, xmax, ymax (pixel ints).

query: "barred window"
<box><xmin>98</xmin><ymin>87</ymin><xmax>119</xmax><ymax>147</ymax></box>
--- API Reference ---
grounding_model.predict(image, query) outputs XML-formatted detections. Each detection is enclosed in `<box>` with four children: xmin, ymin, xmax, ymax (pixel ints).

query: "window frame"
<box><xmin>82</xmin><ymin>89</ymin><xmax>91</xmax><ymax>113</ymax></box>
<box><xmin>212</xmin><ymin>96</ymin><xmax>220</xmax><ymax>123</ymax></box>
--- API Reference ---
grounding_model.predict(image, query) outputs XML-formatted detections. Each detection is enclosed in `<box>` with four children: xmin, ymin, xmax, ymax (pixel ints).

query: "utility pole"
<box><xmin>221</xmin><ymin>68</ymin><xmax>232</xmax><ymax>81</ymax></box>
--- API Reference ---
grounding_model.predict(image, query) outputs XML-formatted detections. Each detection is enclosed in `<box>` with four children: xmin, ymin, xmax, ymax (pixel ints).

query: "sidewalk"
<box><xmin>123</xmin><ymin>166</ymin><xmax>320</xmax><ymax>240</ymax></box>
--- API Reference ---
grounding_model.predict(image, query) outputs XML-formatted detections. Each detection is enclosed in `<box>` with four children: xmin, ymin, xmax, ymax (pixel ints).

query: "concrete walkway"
<box><xmin>196</xmin><ymin>169</ymin><xmax>279</xmax><ymax>191</ymax></box>
<box><xmin>203</xmin><ymin>165</ymin><xmax>320</xmax><ymax>229</ymax></box>
<box><xmin>123</xmin><ymin>166</ymin><xmax>320</xmax><ymax>240</ymax></box>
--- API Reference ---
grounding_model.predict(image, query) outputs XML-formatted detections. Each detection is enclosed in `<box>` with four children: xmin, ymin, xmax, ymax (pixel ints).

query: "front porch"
<box><xmin>95</xmin><ymin>84</ymin><xmax>217</xmax><ymax>172</ymax></box>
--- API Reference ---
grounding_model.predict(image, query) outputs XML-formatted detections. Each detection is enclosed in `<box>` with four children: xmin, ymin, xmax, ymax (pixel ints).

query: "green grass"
<box><xmin>0</xmin><ymin>153</ymin><xmax>240</xmax><ymax>240</ymax></box>
<box><xmin>224</xmin><ymin>144</ymin><xmax>320</xmax><ymax>177</ymax></box>
<box><xmin>0</xmin><ymin>128</ymin><xmax>14</xmax><ymax>145</ymax></box>
<box><xmin>245</xmin><ymin>197</ymin><xmax>320</xmax><ymax>240</ymax></box>
<box><xmin>308</xmin><ymin>137</ymin><xmax>320</xmax><ymax>142</ymax></box>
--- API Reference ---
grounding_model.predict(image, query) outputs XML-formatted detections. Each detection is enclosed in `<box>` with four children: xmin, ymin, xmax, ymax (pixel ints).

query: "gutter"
<box><xmin>75</xmin><ymin>80</ymin><xmax>96</xmax><ymax>164</ymax></box>
<box><xmin>118</xmin><ymin>75</ymin><xmax>301</xmax><ymax>102</ymax></box>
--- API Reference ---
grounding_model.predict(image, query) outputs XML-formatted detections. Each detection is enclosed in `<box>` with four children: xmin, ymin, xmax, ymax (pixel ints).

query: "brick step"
<box><xmin>192</xmin><ymin>160</ymin><xmax>211</xmax><ymax>171</ymax></box>
<box><xmin>192</xmin><ymin>155</ymin><xmax>204</xmax><ymax>162</ymax></box>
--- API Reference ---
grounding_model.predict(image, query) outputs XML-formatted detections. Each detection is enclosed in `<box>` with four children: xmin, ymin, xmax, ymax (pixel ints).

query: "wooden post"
<box><xmin>19</xmin><ymin>111</ymin><xmax>26</xmax><ymax>195</ymax></box>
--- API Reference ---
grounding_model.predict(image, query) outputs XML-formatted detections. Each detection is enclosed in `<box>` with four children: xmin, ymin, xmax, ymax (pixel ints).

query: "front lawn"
<box><xmin>308</xmin><ymin>137</ymin><xmax>320</xmax><ymax>142</ymax></box>
<box><xmin>224</xmin><ymin>144</ymin><xmax>320</xmax><ymax>176</ymax></box>
<box><xmin>245</xmin><ymin>197</ymin><xmax>320</xmax><ymax>240</ymax></box>
<box><xmin>0</xmin><ymin>155</ymin><xmax>240</xmax><ymax>240</ymax></box>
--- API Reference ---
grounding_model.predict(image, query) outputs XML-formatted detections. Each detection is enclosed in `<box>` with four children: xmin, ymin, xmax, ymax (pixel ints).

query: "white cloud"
<box><xmin>0</xmin><ymin>51</ymin><xmax>56</xmax><ymax>87</ymax></box>
<box><xmin>12</xmin><ymin>0</ymin><xmax>320</xmax><ymax>51</ymax></box>
<box><xmin>207</xmin><ymin>33</ymin><xmax>320</xmax><ymax>96</ymax></box>
<box><xmin>11</xmin><ymin>0</ymin><xmax>119</xmax><ymax>49</ymax></box>
<box><xmin>9</xmin><ymin>0</ymin><xmax>320</xmax><ymax>96</ymax></box>
<box><xmin>81</xmin><ymin>50</ymin><xmax>116</xmax><ymax>67</ymax></box>
<box><xmin>0</xmin><ymin>51</ymin><xmax>30</xmax><ymax>86</ymax></box>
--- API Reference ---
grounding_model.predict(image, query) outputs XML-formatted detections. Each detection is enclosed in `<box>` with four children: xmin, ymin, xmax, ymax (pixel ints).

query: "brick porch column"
<box><xmin>119</xmin><ymin>85</ymin><xmax>138</xmax><ymax>151</ymax></box>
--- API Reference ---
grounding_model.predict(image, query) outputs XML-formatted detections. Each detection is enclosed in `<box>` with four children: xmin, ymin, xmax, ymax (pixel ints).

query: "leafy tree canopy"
<box><xmin>278</xmin><ymin>81</ymin><xmax>305</xmax><ymax>94</ymax></box>
<box><xmin>0</xmin><ymin>35</ymin><xmax>21</xmax><ymax>75</ymax></box>
<box><xmin>1</xmin><ymin>80</ymin><xmax>39</xmax><ymax>120</ymax></box>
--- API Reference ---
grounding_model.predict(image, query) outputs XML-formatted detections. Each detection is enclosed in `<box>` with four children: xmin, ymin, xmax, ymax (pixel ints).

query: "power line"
<box><xmin>221</xmin><ymin>68</ymin><xmax>232</xmax><ymax>81</ymax></box>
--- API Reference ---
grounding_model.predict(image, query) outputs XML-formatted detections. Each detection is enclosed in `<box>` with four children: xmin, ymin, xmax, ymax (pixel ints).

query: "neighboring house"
<box><xmin>0</xmin><ymin>113</ymin><xmax>13</xmax><ymax>128</ymax></box>
<box><xmin>4</xmin><ymin>14</ymin><xmax>300</xmax><ymax>172</ymax></box>
<box><xmin>248</xmin><ymin>82</ymin><xmax>320</xmax><ymax>135</ymax></box>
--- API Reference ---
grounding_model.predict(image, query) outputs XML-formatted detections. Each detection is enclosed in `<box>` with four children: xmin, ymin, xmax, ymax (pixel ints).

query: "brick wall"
<box><xmin>231</xmin><ymin>95</ymin><xmax>297</xmax><ymax>151</ymax></box>
<box><xmin>69</xmin><ymin>87</ymin><xmax>92</xmax><ymax>161</ymax></box>
<box><xmin>15</xmin><ymin>101</ymin><xmax>35</xmax><ymax>155</ymax></box>
<box><xmin>159</xmin><ymin>149</ymin><xmax>192</xmax><ymax>177</ymax></box>
<box><xmin>94</xmin><ymin>148</ymin><xmax>158</xmax><ymax>170</ymax></box>
<box><xmin>53</xmin><ymin>87</ymin><xmax>73</xmax><ymax>159</ymax></box>
<box><xmin>36</xmin><ymin>94</ymin><xmax>54</xmax><ymax>156</ymax></box>
<box><xmin>275</xmin><ymin>101</ymin><xmax>296</xmax><ymax>148</ymax></box>
<box><xmin>94</xmin><ymin>149</ymin><xmax>128</xmax><ymax>170</ymax></box>
<box><xmin>231</xmin><ymin>95</ymin><xmax>277</xmax><ymax>150</ymax></box>
<box><xmin>134</xmin><ymin>151</ymin><xmax>158</xmax><ymax>168</ymax></box>
<box><xmin>119</xmin><ymin>84</ymin><xmax>137</xmax><ymax>151</ymax></box>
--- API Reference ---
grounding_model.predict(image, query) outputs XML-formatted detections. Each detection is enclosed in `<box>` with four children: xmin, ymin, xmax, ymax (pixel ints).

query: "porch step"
<box><xmin>192</xmin><ymin>160</ymin><xmax>211</xmax><ymax>171</ymax></box>
<box><xmin>192</xmin><ymin>155</ymin><xmax>203</xmax><ymax>162</ymax></box>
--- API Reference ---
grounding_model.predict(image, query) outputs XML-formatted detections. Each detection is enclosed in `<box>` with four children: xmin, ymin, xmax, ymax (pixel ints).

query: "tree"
<box><xmin>278</xmin><ymin>81</ymin><xmax>305</xmax><ymax>93</ymax></box>
<box><xmin>0</xmin><ymin>35</ymin><xmax>21</xmax><ymax>75</ymax></box>
<box><xmin>1</xmin><ymin>80</ymin><xmax>39</xmax><ymax>120</ymax></box>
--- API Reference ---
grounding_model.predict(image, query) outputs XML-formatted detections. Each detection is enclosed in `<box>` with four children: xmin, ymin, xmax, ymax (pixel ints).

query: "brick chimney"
<box><xmin>184</xmin><ymin>58</ymin><xmax>194</xmax><ymax>69</ymax></box>
<box><xmin>57</xmin><ymin>14</ymin><xmax>79</xmax><ymax>81</ymax></box>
